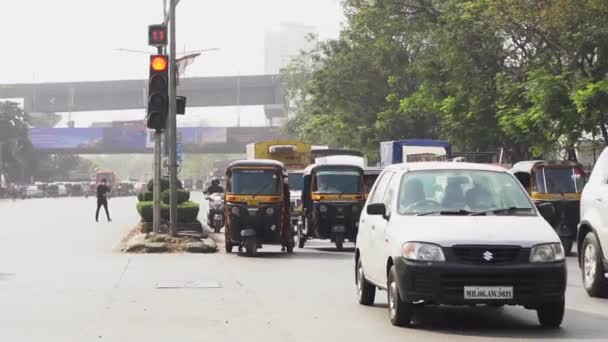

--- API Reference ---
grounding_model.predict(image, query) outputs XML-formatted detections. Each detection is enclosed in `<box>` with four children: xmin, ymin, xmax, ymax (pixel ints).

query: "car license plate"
<box><xmin>464</xmin><ymin>286</ymin><xmax>513</xmax><ymax>300</ymax></box>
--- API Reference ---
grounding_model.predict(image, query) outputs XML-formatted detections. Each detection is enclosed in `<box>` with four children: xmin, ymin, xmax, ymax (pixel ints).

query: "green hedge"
<box><xmin>136</xmin><ymin>201</ymin><xmax>200</xmax><ymax>223</ymax></box>
<box><xmin>147</xmin><ymin>177</ymin><xmax>183</xmax><ymax>192</ymax></box>
<box><xmin>137</xmin><ymin>191</ymin><xmax>153</xmax><ymax>202</ymax></box>
<box><xmin>161</xmin><ymin>189</ymin><xmax>190</xmax><ymax>205</ymax></box>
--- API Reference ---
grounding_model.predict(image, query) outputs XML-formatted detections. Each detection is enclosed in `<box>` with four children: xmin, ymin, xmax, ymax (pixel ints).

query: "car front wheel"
<box><xmin>582</xmin><ymin>232</ymin><xmax>608</xmax><ymax>298</ymax></box>
<box><xmin>388</xmin><ymin>266</ymin><xmax>413</xmax><ymax>327</ymax></box>
<box><xmin>356</xmin><ymin>258</ymin><xmax>375</xmax><ymax>305</ymax></box>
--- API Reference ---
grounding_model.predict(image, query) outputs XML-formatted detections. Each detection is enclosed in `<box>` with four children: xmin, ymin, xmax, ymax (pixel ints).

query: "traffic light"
<box><xmin>148</xmin><ymin>25</ymin><xmax>167</xmax><ymax>47</ymax></box>
<box><xmin>147</xmin><ymin>55</ymin><xmax>169</xmax><ymax>131</ymax></box>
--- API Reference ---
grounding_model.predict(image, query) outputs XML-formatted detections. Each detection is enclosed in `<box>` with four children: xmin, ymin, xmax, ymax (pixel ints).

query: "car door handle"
<box><xmin>371</xmin><ymin>225</ymin><xmax>375</xmax><ymax>231</ymax></box>
<box><xmin>596</xmin><ymin>198</ymin><xmax>603</xmax><ymax>202</ymax></box>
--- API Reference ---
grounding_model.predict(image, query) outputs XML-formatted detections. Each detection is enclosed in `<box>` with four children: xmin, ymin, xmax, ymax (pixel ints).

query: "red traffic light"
<box><xmin>151</xmin><ymin>55</ymin><xmax>168</xmax><ymax>72</ymax></box>
<box><xmin>148</xmin><ymin>24</ymin><xmax>167</xmax><ymax>47</ymax></box>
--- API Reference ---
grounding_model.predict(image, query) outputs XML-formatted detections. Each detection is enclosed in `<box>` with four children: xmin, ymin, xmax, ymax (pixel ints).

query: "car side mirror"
<box><xmin>537</xmin><ymin>202</ymin><xmax>555</xmax><ymax>220</ymax></box>
<box><xmin>367</xmin><ymin>203</ymin><xmax>387</xmax><ymax>218</ymax></box>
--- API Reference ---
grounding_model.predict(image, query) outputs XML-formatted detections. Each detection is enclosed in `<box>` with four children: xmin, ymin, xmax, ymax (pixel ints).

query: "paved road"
<box><xmin>0</xmin><ymin>194</ymin><xmax>607</xmax><ymax>342</ymax></box>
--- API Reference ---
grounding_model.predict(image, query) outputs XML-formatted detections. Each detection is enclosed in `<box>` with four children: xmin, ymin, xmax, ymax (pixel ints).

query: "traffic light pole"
<box><xmin>153</xmin><ymin>131</ymin><xmax>162</xmax><ymax>234</ymax></box>
<box><xmin>168</xmin><ymin>0</ymin><xmax>178</xmax><ymax>236</ymax></box>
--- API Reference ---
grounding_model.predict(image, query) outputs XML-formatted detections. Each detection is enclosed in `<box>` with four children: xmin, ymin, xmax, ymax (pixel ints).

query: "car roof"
<box><xmin>384</xmin><ymin>162</ymin><xmax>509</xmax><ymax>173</ymax></box>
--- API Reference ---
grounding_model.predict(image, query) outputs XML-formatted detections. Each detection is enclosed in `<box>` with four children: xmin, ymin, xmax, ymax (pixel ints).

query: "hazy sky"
<box><xmin>1</xmin><ymin>0</ymin><xmax>345</xmax><ymax>126</ymax></box>
<box><xmin>2</xmin><ymin>0</ymin><xmax>344</xmax><ymax>83</ymax></box>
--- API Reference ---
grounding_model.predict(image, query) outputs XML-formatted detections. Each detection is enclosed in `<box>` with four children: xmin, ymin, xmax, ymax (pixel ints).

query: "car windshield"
<box><xmin>398</xmin><ymin>169</ymin><xmax>535</xmax><ymax>215</ymax></box>
<box><xmin>535</xmin><ymin>167</ymin><xmax>585</xmax><ymax>194</ymax></box>
<box><xmin>314</xmin><ymin>170</ymin><xmax>361</xmax><ymax>194</ymax></box>
<box><xmin>288</xmin><ymin>172</ymin><xmax>304</xmax><ymax>191</ymax></box>
<box><xmin>230</xmin><ymin>169</ymin><xmax>279</xmax><ymax>195</ymax></box>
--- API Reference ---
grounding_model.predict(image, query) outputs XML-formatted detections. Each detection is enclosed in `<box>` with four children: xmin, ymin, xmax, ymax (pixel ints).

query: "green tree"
<box><xmin>283</xmin><ymin>0</ymin><xmax>608</xmax><ymax>162</ymax></box>
<box><xmin>0</xmin><ymin>101</ymin><xmax>31</xmax><ymax>182</ymax></box>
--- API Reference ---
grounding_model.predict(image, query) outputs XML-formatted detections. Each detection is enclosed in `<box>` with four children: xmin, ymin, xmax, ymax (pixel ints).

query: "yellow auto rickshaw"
<box><xmin>224</xmin><ymin>160</ymin><xmax>294</xmax><ymax>257</ymax></box>
<box><xmin>511</xmin><ymin>160</ymin><xmax>586</xmax><ymax>255</ymax></box>
<box><xmin>300</xmin><ymin>163</ymin><xmax>365</xmax><ymax>250</ymax></box>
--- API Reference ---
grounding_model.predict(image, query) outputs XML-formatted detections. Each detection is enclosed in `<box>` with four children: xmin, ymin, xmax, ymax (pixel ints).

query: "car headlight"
<box><xmin>402</xmin><ymin>242</ymin><xmax>445</xmax><ymax>262</ymax></box>
<box><xmin>266</xmin><ymin>207</ymin><xmax>275</xmax><ymax>216</ymax></box>
<box><xmin>230</xmin><ymin>206</ymin><xmax>240</xmax><ymax>216</ymax></box>
<box><xmin>319</xmin><ymin>205</ymin><xmax>328</xmax><ymax>213</ymax></box>
<box><xmin>530</xmin><ymin>243</ymin><xmax>565</xmax><ymax>263</ymax></box>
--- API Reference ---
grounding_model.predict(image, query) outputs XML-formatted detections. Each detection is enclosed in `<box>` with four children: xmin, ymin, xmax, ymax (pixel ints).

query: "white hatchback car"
<box><xmin>355</xmin><ymin>162</ymin><xmax>566</xmax><ymax>328</ymax></box>
<box><xmin>578</xmin><ymin>147</ymin><xmax>608</xmax><ymax>297</ymax></box>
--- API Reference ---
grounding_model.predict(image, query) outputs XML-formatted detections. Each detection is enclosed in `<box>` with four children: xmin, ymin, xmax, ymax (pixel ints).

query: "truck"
<box><xmin>246</xmin><ymin>140</ymin><xmax>313</xmax><ymax>232</ymax></box>
<box><xmin>380</xmin><ymin>139</ymin><xmax>452</xmax><ymax>166</ymax></box>
<box><xmin>246</xmin><ymin>140</ymin><xmax>312</xmax><ymax>171</ymax></box>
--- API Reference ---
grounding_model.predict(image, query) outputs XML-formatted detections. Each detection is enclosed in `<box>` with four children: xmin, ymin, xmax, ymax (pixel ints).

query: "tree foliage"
<box><xmin>282</xmin><ymin>0</ymin><xmax>608</xmax><ymax>161</ymax></box>
<box><xmin>0</xmin><ymin>101</ymin><xmax>32</xmax><ymax>182</ymax></box>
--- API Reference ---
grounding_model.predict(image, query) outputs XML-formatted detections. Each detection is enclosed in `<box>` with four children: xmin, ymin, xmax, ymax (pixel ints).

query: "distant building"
<box><xmin>264</xmin><ymin>23</ymin><xmax>318</xmax><ymax>74</ymax></box>
<box><xmin>264</xmin><ymin>23</ymin><xmax>318</xmax><ymax>126</ymax></box>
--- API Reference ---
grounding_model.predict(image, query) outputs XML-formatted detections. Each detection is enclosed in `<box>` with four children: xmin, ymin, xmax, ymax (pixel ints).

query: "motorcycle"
<box><xmin>206</xmin><ymin>192</ymin><xmax>225</xmax><ymax>233</ymax></box>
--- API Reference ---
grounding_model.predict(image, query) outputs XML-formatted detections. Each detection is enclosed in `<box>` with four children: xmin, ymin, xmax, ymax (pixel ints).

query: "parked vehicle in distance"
<box><xmin>578</xmin><ymin>147</ymin><xmax>608</xmax><ymax>298</ymax></box>
<box><xmin>70</xmin><ymin>183</ymin><xmax>85</xmax><ymax>197</ymax></box>
<box><xmin>57</xmin><ymin>184</ymin><xmax>68</xmax><ymax>197</ymax></box>
<box><xmin>46</xmin><ymin>184</ymin><xmax>59</xmax><ymax>197</ymax></box>
<box><xmin>356</xmin><ymin>162</ymin><xmax>566</xmax><ymax>328</ymax></box>
<box><xmin>511</xmin><ymin>160</ymin><xmax>586</xmax><ymax>255</ymax></box>
<box><xmin>25</xmin><ymin>185</ymin><xmax>44</xmax><ymax>198</ymax></box>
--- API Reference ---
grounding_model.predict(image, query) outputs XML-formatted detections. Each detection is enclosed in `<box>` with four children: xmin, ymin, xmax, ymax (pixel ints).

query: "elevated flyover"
<box><xmin>0</xmin><ymin>74</ymin><xmax>286</xmax><ymax>118</ymax></box>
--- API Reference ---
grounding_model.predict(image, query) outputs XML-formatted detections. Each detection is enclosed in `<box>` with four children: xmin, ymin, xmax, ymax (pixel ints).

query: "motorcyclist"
<box><xmin>205</xmin><ymin>177</ymin><xmax>224</xmax><ymax>194</ymax></box>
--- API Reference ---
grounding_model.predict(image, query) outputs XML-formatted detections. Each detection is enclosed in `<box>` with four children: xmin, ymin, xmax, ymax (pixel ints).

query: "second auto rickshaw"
<box><xmin>300</xmin><ymin>163</ymin><xmax>365</xmax><ymax>250</ymax></box>
<box><xmin>224</xmin><ymin>160</ymin><xmax>294</xmax><ymax>257</ymax></box>
<box><xmin>363</xmin><ymin>167</ymin><xmax>382</xmax><ymax>198</ymax></box>
<box><xmin>511</xmin><ymin>160</ymin><xmax>586</xmax><ymax>255</ymax></box>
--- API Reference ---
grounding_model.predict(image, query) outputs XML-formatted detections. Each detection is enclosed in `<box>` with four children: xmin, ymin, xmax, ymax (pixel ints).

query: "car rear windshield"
<box><xmin>314</xmin><ymin>170</ymin><xmax>361</xmax><ymax>194</ymax></box>
<box><xmin>535</xmin><ymin>167</ymin><xmax>585</xmax><ymax>194</ymax></box>
<box><xmin>398</xmin><ymin>170</ymin><xmax>534</xmax><ymax>215</ymax></box>
<box><xmin>231</xmin><ymin>169</ymin><xmax>279</xmax><ymax>195</ymax></box>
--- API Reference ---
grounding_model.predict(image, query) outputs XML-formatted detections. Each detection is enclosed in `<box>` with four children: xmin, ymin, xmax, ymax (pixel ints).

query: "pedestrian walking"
<box><xmin>96</xmin><ymin>179</ymin><xmax>111</xmax><ymax>222</ymax></box>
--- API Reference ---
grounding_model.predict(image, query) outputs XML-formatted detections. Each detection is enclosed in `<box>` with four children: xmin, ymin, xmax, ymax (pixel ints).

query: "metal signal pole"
<box><xmin>168</xmin><ymin>0</ymin><xmax>178</xmax><ymax>236</ymax></box>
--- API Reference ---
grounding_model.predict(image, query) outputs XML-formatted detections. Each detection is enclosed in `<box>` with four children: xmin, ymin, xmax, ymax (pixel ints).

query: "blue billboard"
<box><xmin>29</xmin><ymin>127</ymin><xmax>229</xmax><ymax>153</ymax></box>
<box><xmin>29</xmin><ymin>128</ymin><xmax>104</xmax><ymax>150</ymax></box>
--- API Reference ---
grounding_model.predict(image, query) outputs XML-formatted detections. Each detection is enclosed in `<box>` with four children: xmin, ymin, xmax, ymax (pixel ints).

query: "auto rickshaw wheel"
<box><xmin>560</xmin><ymin>236</ymin><xmax>574</xmax><ymax>256</ymax></box>
<box><xmin>225</xmin><ymin>241</ymin><xmax>233</xmax><ymax>253</ymax></box>
<box><xmin>286</xmin><ymin>245</ymin><xmax>294</xmax><ymax>253</ymax></box>
<box><xmin>245</xmin><ymin>237</ymin><xmax>257</xmax><ymax>257</ymax></box>
<box><xmin>335</xmin><ymin>233</ymin><xmax>344</xmax><ymax>251</ymax></box>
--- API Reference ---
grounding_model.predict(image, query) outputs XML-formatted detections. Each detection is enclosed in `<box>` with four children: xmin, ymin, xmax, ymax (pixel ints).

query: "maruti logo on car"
<box><xmin>483</xmin><ymin>251</ymin><xmax>493</xmax><ymax>261</ymax></box>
